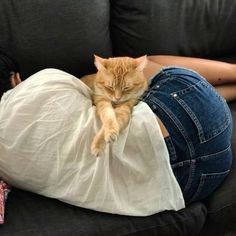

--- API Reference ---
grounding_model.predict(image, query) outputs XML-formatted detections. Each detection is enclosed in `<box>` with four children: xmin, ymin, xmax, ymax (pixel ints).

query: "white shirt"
<box><xmin>0</xmin><ymin>69</ymin><xmax>184</xmax><ymax>216</ymax></box>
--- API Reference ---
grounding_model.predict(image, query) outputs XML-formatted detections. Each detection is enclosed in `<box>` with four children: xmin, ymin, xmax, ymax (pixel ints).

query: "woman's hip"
<box><xmin>142</xmin><ymin>66</ymin><xmax>233</xmax><ymax>160</ymax></box>
<box><xmin>142</xmin><ymin>66</ymin><xmax>233</xmax><ymax>203</ymax></box>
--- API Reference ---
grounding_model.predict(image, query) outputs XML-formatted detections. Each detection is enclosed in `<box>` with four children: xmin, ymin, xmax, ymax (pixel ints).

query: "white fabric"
<box><xmin>0</xmin><ymin>69</ymin><xmax>184</xmax><ymax>216</ymax></box>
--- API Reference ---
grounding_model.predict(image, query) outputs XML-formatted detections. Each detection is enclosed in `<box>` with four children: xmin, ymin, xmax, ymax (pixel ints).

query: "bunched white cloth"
<box><xmin>0</xmin><ymin>69</ymin><xmax>184</xmax><ymax>216</ymax></box>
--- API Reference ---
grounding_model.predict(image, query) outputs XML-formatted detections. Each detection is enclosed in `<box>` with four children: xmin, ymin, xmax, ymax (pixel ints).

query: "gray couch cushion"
<box><xmin>111</xmin><ymin>0</ymin><xmax>236</xmax><ymax>58</ymax></box>
<box><xmin>199</xmin><ymin>102</ymin><xmax>236</xmax><ymax>235</ymax></box>
<box><xmin>204</xmin><ymin>102</ymin><xmax>236</xmax><ymax>225</ymax></box>
<box><xmin>0</xmin><ymin>0</ymin><xmax>112</xmax><ymax>79</ymax></box>
<box><xmin>1</xmin><ymin>189</ymin><xmax>207</xmax><ymax>236</ymax></box>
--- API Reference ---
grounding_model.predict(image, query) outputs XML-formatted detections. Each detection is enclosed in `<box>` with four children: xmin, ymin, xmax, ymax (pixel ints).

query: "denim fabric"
<box><xmin>142</xmin><ymin>67</ymin><xmax>233</xmax><ymax>204</ymax></box>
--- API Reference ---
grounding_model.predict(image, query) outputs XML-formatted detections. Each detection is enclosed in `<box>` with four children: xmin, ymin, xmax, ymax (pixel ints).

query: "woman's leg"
<box><xmin>148</xmin><ymin>55</ymin><xmax>236</xmax><ymax>85</ymax></box>
<box><xmin>215</xmin><ymin>83</ymin><xmax>236</xmax><ymax>102</ymax></box>
<box><xmin>146</xmin><ymin>55</ymin><xmax>236</xmax><ymax>101</ymax></box>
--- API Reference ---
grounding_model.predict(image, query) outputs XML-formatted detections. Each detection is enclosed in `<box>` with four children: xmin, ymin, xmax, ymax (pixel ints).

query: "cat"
<box><xmin>81</xmin><ymin>55</ymin><xmax>148</xmax><ymax>156</ymax></box>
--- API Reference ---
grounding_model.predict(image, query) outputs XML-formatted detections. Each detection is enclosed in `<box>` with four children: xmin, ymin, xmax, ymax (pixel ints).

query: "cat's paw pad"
<box><xmin>91</xmin><ymin>138</ymin><xmax>105</xmax><ymax>157</ymax></box>
<box><xmin>104</xmin><ymin>129</ymin><xmax>119</xmax><ymax>143</ymax></box>
<box><xmin>91</xmin><ymin>146</ymin><xmax>101</xmax><ymax>157</ymax></box>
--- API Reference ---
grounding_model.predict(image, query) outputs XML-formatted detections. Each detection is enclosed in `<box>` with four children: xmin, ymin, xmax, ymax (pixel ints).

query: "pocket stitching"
<box><xmin>172</xmin><ymin>81</ymin><xmax>231</xmax><ymax>143</ymax></box>
<box><xmin>190</xmin><ymin>170</ymin><xmax>230</xmax><ymax>203</ymax></box>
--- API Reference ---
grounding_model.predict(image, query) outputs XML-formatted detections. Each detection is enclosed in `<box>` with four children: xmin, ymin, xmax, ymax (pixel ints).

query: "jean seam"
<box><xmin>164</xmin><ymin>136</ymin><xmax>177</xmax><ymax>163</ymax></box>
<box><xmin>195</xmin><ymin>145</ymin><xmax>232</xmax><ymax>161</ymax></box>
<box><xmin>172</xmin><ymin>80</ymin><xmax>231</xmax><ymax>144</ymax></box>
<box><xmin>160</xmin><ymin>66</ymin><xmax>208</xmax><ymax>82</ymax></box>
<box><xmin>148</xmin><ymin>72</ymin><xmax>172</xmax><ymax>89</ymax></box>
<box><xmin>183</xmin><ymin>159</ymin><xmax>196</xmax><ymax>195</ymax></box>
<box><xmin>173</xmin><ymin>95</ymin><xmax>205</xmax><ymax>142</ymax></box>
<box><xmin>189</xmin><ymin>169</ymin><xmax>230</xmax><ymax>203</ymax></box>
<box><xmin>146</xmin><ymin>96</ymin><xmax>195</xmax><ymax>158</ymax></box>
<box><xmin>171</xmin><ymin>145</ymin><xmax>232</xmax><ymax>170</ymax></box>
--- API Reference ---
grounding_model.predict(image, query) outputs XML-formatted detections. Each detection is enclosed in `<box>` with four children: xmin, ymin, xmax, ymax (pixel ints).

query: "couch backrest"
<box><xmin>0</xmin><ymin>0</ymin><xmax>112</xmax><ymax>79</ymax></box>
<box><xmin>111</xmin><ymin>0</ymin><xmax>236</xmax><ymax>59</ymax></box>
<box><xmin>1</xmin><ymin>0</ymin><xmax>236</xmax><ymax>79</ymax></box>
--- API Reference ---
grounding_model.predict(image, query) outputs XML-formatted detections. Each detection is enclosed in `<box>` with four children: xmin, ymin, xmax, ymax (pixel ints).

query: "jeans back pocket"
<box><xmin>172</xmin><ymin>80</ymin><xmax>232</xmax><ymax>143</ymax></box>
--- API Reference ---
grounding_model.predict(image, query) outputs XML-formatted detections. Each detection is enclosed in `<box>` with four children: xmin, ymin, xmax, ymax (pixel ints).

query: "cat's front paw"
<box><xmin>104</xmin><ymin>126</ymin><xmax>119</xmax><ymax>143</ymax></box>
<box><xmin>91</xmin><ymin>135</ymin><xmax>105</xmax><ymax>157</ymax></box>
<box><xmin>91</xmin><ymin>145</ymin><xmax>103</xmax><ymax>157</ymax></box>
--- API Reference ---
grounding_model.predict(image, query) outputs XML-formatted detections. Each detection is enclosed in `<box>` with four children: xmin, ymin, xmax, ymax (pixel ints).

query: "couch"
<box><xmin>0</xmin><ymin>0</ymin><xmax>236</xmax><ymax>235</ymax></box>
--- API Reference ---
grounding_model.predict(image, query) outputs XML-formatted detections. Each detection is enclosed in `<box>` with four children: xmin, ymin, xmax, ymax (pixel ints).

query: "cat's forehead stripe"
<box><xmin>108</xmin><ymin>58</ymin><xmax>135</xmax><ymax>74</ymax></box>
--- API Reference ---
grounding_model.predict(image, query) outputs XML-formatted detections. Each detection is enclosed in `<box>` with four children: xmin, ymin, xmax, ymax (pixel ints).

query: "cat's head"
<box><xmin>93</xmin><ymin>55</ymin><xmax>148</xmax><ymax>104</ymax></box>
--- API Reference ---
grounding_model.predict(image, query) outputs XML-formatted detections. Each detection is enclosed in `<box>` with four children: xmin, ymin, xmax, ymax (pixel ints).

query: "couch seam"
<box><xmin>119</xmin><ymin>215</ymin><xmax>206</xmax><ymax>236</ymax></box>
<box><xmin>207</xmin><ymin>200</ymin><xmax>236</xmax><ymax>214</ymax></box>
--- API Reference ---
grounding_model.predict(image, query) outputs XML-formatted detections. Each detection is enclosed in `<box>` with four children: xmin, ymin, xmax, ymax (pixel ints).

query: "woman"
<box><xmin>0</xmin><ymin>53</ymin><xmax>235</xmax><ymax>205</ymax></box>
<box><xmin>0</xmin><ymin>51</ymin><xmax>21</xmax><ymax>224</ymax></box>
<box><xmin>142</xmin><ymin>55</ymin><xmax>235</xmax><ymax>203</ymax></box>
<box><xmin>0</xmin><ymin>51</ymin><xmax>21</xmax><ymax>98</ymax></box>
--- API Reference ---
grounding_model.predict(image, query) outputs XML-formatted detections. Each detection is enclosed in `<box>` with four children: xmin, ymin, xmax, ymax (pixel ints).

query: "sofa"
<box><xmin>0</xmin><ymin>0</ymin><xmax>236</xmax><ymax>235</ymax></box>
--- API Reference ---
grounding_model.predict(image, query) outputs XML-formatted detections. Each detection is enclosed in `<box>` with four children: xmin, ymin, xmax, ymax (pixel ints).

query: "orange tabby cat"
<box><xmin>81</xmin><ymin>55</ymin><xmax>148</xmax><ymax>156</ymax></box>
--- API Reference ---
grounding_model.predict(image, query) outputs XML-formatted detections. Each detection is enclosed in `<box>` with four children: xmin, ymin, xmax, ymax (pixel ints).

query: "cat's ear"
<box><xmin>135</xmin><ymin>55</ymin><xmax>147</xmax><ymax>71</ymax></box>
<box><xmin>94</xmin><ymin>55</ymin><xmax>107</xmax><ymax>71</ymax></box>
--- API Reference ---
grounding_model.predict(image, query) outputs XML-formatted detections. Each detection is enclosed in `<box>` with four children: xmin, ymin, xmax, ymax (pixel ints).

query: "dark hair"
<box><xmin>0</xmin><ymin>50</ymin><xmax>19</xmax><ymax>98</ymax></box>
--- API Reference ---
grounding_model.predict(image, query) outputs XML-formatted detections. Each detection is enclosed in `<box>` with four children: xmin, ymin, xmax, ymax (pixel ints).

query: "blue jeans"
<box><xmin>142</xmin><ymin>67</ymin><xmax>233</xmax><ymax>204</ymax></box>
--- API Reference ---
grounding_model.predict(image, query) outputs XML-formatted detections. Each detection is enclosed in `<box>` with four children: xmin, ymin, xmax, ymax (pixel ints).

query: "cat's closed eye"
<box><xmin>122</xmin><ymin>86</ymin><xmax>131</xmax><ymax>91</ymax></box>
<box><xmin>105</xmin><ymin>85</ymin><xmax>114</xmax><ymax>91</ymax></box>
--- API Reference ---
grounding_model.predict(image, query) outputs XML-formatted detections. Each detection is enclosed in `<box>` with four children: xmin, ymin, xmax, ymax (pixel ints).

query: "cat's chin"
<box><xmin>112</xmin><ymin>101</ymin><xmax>122</xmax><ymax>105</ymax></box>
<box><xmin>111</xmin><ymin>99</ymin><xmax>129</xmax><ymax>106</ymax></box>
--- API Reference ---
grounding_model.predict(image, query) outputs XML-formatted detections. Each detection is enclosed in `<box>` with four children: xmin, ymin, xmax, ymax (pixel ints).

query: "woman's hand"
<box><xmin>10</xmin><ymin>72</ymin><xmax>21</xmax><ymax>88</ymax></box>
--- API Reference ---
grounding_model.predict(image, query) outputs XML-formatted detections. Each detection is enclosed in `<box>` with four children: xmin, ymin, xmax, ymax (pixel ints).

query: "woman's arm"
<box><xmin>10</xmin><ymin>72</ymin><xmax>21</xmax><ymax>87</ymax></box>
<box><xmin>146</xmin><ymin>55</ymin><xmax>236</xmax><ymax>102</ymax></box>
<box><xmin>148</xmin><ymin>55</ymin><xmax>236</xmax><ymax>85</ymax></box>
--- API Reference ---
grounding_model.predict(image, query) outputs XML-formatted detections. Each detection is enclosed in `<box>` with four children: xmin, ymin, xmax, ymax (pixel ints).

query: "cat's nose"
<box><xmin>114</xmin><ymin>92</ymin><xmax>122</xmax><ymax>102</ymax></box>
